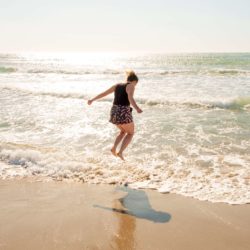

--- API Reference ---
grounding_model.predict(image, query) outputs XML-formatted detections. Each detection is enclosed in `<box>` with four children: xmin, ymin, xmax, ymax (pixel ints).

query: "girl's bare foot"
<box><xmin>117</xmin><ymin>152</ymin><xmax>125</xmax><ymax>161</ymax></box>
<box><xmin>111</xmin><ymin>148</ymin><xmax>117</xmax><ymax>157</ymax></box>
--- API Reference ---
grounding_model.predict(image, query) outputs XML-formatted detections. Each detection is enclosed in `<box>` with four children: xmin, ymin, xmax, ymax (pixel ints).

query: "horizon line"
<box><xmin>0</xmin><ymin>50</ymin><xmax>250</xmax><ymax>54</ymax></box>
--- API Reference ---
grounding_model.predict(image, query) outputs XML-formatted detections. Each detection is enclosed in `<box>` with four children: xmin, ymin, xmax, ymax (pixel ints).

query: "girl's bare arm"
<box><xmin>88</xmin><ymin>84</ymin><xmax>117</xmax><ymax>105</ymax></box>
<box><xmin>126</xmin><ymin>84</ymin><xmax>143</xmax><ymax>113</ymax></box>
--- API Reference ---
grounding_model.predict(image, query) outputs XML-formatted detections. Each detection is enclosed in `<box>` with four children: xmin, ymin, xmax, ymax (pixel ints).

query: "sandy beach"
<box><xmin>0</xmin><ymin>179</ymin><xmax>249</xmax><ymax>250</ymax></box>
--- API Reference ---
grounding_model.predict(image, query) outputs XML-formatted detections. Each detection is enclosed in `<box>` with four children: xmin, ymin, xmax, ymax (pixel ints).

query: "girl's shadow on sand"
<box><xmin>93</xmin><ymin>186</ymin><xmax>171</xmax><ymax>223</ymax></box>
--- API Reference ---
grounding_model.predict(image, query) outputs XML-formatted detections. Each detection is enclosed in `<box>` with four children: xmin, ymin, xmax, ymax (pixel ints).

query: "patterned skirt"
<box><xmin>109</xmin><ymin>105</ymin><xmax>133</xmax><ymax>125</ymax></box>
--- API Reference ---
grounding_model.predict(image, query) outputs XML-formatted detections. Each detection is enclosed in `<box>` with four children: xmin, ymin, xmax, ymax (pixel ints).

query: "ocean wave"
<box><xmin>159</xmin><ymin>69</ymin><xmax>250</xmax><ymax>75</ymax></box>
<box><xmin>215</xmin><ymin>69</ymin><xmax>249</xmax><ymax>74</ymax></box>
<box><xmin>27</xmin><ymin>69</ymin><xmax>89</xmax><ymax>75</ymax></box>
<box><xmin>27</xmin><ymin>69</ymin><xmax>121</xmax><ymax>75</ymax></box>
<box><xmin>211</xmin><ymin>97</ymin><xmax>250</xmax><ymax>110</ymax></box>
<box><xmin>2</xmin><ymin>86</ymin><xmax>250</xmax><ymax>111</ymax></box>
<box><xmin>0</xmin><ymin>67</ymin><xmax>17</xmax><ymax>73</ymax></box>
<box><xmin>23</xmin><ymin>68</ymin><xmax>250</xmax><ymax>76</ymax></box>
<box><xmin>137</xmin><ymin>97</ymin><xmax>250</xmax><ymax>110</ymax></box>
<box><xmin>1</xmin><ymin>87</ymin><xmax>88</xmax><ymax>100</ymax></box>
<box><xmin>1</xmin><ymin>65</ymin><xmax>250</xmax><ymax>76</ymax></box>
<box><xmin>0</xmin><ymin>66</ymin><xmax>122</xmax><ymax>75</ymax></box>
<box><xmin>15</xmin><ymin>68</ymin><xmax>184</xmax><ymax>75</ymax></box>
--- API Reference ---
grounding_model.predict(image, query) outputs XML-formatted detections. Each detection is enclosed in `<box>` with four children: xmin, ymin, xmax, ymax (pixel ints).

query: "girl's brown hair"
<box><xmin>126</xmin><ymin>70</ymin><xmax>139</xmax><ymax>82</ymax></box>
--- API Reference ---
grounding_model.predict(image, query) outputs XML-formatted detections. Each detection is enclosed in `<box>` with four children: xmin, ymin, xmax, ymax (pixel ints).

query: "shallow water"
<box><xmin>0</xmin><ymin>52</ymin><xmax>250</xmax><ymax>204</ymax></box>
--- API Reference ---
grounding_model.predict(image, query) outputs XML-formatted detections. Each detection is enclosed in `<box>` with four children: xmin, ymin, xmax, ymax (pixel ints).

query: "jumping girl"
<box><xmin>87</xmin><ymin>71</ymin><xmax>142</xmax><ymax>160</ymax></box>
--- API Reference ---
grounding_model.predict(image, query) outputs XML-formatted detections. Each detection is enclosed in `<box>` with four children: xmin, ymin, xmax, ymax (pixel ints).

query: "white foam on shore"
<box><xmin>0</xmin><ymin>144</ymin><xmax>249</xmax><ymax>205</ymax></box>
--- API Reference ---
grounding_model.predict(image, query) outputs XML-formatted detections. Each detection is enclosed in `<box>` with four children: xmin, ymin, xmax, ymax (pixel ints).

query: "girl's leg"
<box><xmin>117</xmin><ymin>122</ymin><xmax>134</xmax><ymax>160</ymax></box>
<box><xmin>111</xmin><ymin>125</ymin><xmax>126</xmax><ymax>156</ymax></box>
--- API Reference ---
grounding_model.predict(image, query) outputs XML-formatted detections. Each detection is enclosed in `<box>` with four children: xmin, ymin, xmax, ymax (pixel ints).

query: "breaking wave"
<box><xmin>2</xmin><ymin>86</ymin><xmax>250</xmax><ymax>111</ymax></box>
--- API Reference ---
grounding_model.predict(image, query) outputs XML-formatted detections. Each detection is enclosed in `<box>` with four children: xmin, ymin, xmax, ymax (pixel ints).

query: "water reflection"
<box><xmin>94</xmin><ymin>186</ymin><xmax>171</xmax><ymax>249</ymax></box>
<box><xmin>110</xmin><ymin>197</ymin><xmax>136</xmax><ymax>250</ymax></box>
<box><xmin>94</xmin><ymin>186</ymin><xmax>171</xmax><ymax>223</ymax></box>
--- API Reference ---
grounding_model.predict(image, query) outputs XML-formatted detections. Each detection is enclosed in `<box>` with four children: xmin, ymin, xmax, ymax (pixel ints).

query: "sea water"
<box><xmin>0</xmin><ymin>52</ymin><xmax>250</xmax><ymax>204</ymax></box>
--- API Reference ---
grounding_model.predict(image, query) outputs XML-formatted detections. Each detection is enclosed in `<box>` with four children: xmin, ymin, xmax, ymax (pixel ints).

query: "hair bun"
<box><xmin>126</xmin><ymin>70</ymin><xmax>139</xmax><ymax>82</ymax></box>
<box><xmin>125</xmin><ymin>70</ymin><xmax>136</xmax><ymax>76</ymax></box>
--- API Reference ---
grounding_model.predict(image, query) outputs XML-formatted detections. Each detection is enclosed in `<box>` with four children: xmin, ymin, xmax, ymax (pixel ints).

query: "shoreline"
<box><xmin>0</xmin><ymin>178</ymin><xmax>250</xmax><ymax>250</ymax></box>
<box><xmin>0</xmin><ymin>161</ymin><xmax>248</xmax><ymax>206</ymax></box>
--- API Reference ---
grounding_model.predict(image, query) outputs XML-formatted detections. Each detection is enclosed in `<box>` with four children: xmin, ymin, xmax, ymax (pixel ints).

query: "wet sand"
<box><xmin>0</xmin><ymin>179</ymin><xmax>249</xmax><ymax>250</ymax></box>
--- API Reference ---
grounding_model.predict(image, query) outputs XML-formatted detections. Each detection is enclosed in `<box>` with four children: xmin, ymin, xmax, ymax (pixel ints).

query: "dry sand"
<box><xmin>0</xmin><ymin>179</ymin><xmax>249</xmax><ymax>250</ymax></box>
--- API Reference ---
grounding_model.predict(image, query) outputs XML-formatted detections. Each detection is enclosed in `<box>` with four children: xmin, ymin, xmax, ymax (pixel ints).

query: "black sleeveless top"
<box><xmin>113</xmin><ymin>83</ymin><xmax>130</xmax><ymax>106</ymax></box>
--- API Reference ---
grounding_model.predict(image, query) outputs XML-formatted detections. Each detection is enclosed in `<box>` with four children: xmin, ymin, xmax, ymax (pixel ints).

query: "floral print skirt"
<box><xmin>109</xmin><ymin>105</ymin><xmax>133</xmax><ymax>124</ymax></box>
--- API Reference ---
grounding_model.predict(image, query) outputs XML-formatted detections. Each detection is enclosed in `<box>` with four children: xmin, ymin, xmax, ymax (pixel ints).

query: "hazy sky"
<box><xmin>1</xmin><ymin>0</ymin><xmax>250</xmax><ymax>53</ymax></box>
